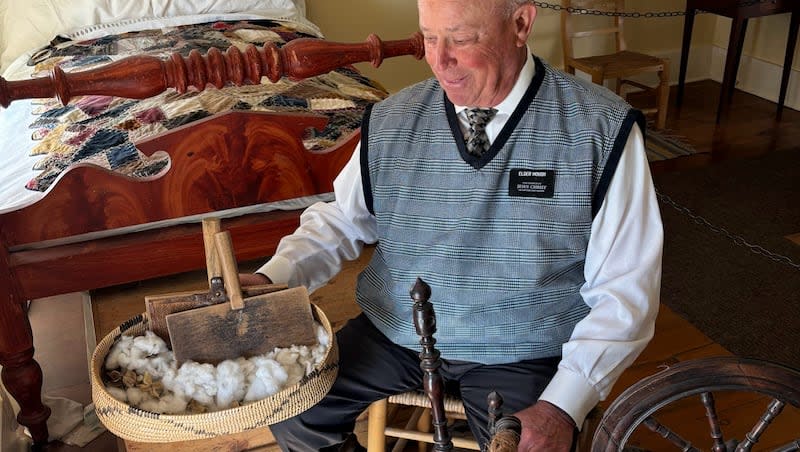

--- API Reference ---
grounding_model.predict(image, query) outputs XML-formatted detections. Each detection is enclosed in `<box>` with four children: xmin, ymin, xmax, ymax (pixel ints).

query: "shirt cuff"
<box><xmin>537</xmin><ymin>368</ymin><xmax>601</xmax><ymax>430</ymax></box>
<box><xmin>255</xmin><ymin>255</ymin><xmax>294</xmax><ymax>286</ymax></box>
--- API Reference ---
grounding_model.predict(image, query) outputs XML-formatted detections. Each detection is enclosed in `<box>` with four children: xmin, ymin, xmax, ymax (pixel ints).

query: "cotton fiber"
<box><xmin>103</xmin><ymin>321</ymin><xmax>330</xmax><ymax>414</ymax></box>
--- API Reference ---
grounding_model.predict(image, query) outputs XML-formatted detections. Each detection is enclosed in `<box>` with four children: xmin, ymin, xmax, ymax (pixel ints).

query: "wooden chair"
<box><xmin>561</xmin><ymin>0</ymin><xmax>670</xmax><ymax>129</ymax></box>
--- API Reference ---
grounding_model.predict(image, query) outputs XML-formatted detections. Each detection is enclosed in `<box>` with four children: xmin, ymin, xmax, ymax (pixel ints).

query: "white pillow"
<box><xmin>0</xmin><ymin>0</ymin><xmax>306</xmax><ymax>74</ymax></box>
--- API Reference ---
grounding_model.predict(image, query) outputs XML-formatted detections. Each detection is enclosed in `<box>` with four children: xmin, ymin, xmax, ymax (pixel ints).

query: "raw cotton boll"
<box><xmin>126</xmin><ymin>387</ymin><xmax>149</xmax><ymax>406</ymax></box>
<box><xmin>287</xmin><ymin>344</ymin><xmax>317</xmax><ymax>375</ymax></box>
<box><xmin>160</xmin><ymin>367</ymin><xmax>179</xmax><ymax>393</ymax></box>
<box><xmin>132</xmin><ymin>331</ymin><xmax>169</xmax><ymax>356</ymax></box>
<box><xmin>310</xmin><ymin>341</ymin><xmax>327</xmax><ymax>364</ymax></box>
<box><xmin>123</xmin><ymin>331</ymin><xmax>171</xmax><ymax>374</ymax></box>
<box><xmin>105</xmin><ymin>335</ymin><xmax>135</xmax><ymax>370</ymax></box>
<box><xmin>294</xmin><ymin>344</ymin><xmax>312</xmax><ymax>361</ymax></box>
<box><xmin>125</xmin><ymin>354</ymin><xmax>153</xmax><ymax>375</ymax></box>
<box><xmin>245</xmin><ymin>357</ymin><xmax>288</xmax><ymax>402</ymax></box>
<box><xmin>172</xmin><ymin>361</ymin><xmax>218</xmax><ymax>407</ymax></box>
<box><xmin>309</xmin><ymin>324</ymin><xmax>330</xmax><ymax>366</ymax></box>
<box><xmin>138</xmin><ymin>393</ymin><xmax>189</xmax><ymax>414</ymax></box>
<box><xmin>274</xmin><ymin>349</ymin><xmax>305</xmax><ymax>385</ymax></box>
<box><xmin>106</xmin><ymin>386</ymin><xmax>128</xmax><ymax>402</ymax></box>
<box><xmin>315</xmin><ymin>324</ymin><xmax>329</xmax><ymax>348</ymax></box>
<box><xmin>236</xmin><ymin>356</ymin><xmax>254</xmax><ymax>378</ymax></box>
<box><xmin>140</xmin><ymin>352</ymin><xmax>176</xmax><ymax>376</ymax></box>
<box><xmin>215</xmin><ymin>360</ymin><xmax>246</xmax><ymax>409</ymax></box>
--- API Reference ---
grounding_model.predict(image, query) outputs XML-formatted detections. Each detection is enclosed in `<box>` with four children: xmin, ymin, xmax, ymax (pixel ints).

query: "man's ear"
<box><xmin>513</xmin><ymin>4</ymin><xmax>537</xmax><ymax>47</ymax></box>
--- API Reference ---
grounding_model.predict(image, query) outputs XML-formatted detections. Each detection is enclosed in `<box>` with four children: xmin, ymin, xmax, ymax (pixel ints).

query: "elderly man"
<box><xmin>244</xmin><ymin>0</ymin><xmax>663</xmax><ymax>450</ymax></box>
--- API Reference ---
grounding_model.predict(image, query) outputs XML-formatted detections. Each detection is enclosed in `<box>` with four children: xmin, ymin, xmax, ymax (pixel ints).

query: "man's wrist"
<box><xmin>538</xmin><ymin>400</ymin><xmax>577</xmax><ymax>429</ymax></box>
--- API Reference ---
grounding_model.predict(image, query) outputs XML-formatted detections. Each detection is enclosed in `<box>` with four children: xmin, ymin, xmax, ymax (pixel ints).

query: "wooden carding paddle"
<box><xmin>165</xmin><ymin>230</ymin><xmax>318</xmax><ymax>364</ymax></box>
<box><xmin>145</xmin><ymin>217</ymin><xmax>285</xmax><ymax>346</ymax></box>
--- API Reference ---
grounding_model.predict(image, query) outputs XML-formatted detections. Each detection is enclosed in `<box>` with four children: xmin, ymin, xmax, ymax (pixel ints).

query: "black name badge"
<box><xmin>509</xmin><ymin>169</ymin><xmax>555</xmax><ymax>198</ymax></box>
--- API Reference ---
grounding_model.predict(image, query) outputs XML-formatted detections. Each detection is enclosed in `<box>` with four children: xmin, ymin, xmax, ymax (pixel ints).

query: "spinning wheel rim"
<box><xmin>591</xmin><ymin>356</ymin><xmax>800</xmax><ymax>451</ymax></box>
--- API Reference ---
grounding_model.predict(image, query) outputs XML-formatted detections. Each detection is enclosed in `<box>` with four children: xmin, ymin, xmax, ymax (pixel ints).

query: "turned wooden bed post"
<box><xmin>0</xmin><ymin>33</ymin><xmax>424</xmax><ymax>108</ymax></box>
<box><xmin>0</xmin><ymin>247</ymin><xmax>51</xmax><ymax>446</ymax></box>
<box><xmin>411</xmin><ymin>278</ymin><xmax>454</xmax><ymax>451</ymax></box>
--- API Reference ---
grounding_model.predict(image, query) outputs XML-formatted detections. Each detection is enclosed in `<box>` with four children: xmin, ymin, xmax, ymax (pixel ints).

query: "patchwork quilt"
<box><xmin>24</xmin><ymin>20</ymin><xmax>388</xmax><ymax>191</ymax></box>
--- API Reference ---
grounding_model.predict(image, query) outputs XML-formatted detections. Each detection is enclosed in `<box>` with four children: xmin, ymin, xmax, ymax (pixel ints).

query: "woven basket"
<box><xmin>91</xmin><ymin>304</ymin><xmax>338</xmax><ymax>443</ymax></box>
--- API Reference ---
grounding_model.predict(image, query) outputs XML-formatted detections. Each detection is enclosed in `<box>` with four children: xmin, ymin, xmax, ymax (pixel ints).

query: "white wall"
<box><xmin>307</xmin><ymin>0</ymin><xmax>800</xmax><ymax>110</ymax></box>
<box><xmin>306</xmin><ymin>0</ymin><xmax>431</xmax><ymax>93</ymax></box>
<box><xmin>306</xmin><ymin>0</ymin><xmax>701</xmax><ymax>91</ymax></box>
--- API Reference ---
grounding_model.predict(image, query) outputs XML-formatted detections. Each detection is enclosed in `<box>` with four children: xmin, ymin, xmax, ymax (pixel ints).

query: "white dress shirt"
<box><xmin>257</xmin><ymin>52</ymin><xmax>663</xmax><ymax>427</ymax></box>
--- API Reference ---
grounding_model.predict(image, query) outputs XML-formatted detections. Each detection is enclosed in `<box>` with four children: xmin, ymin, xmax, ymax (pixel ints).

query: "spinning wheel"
<box><xmin>401</xmin><ymin>280</ymin><xmax>800</xmax><ymax>451</ymax></box>
<box><xmin>591</xmin><ymin>357</ymin><xmax>800</xmax><ymax>452</ymax></box>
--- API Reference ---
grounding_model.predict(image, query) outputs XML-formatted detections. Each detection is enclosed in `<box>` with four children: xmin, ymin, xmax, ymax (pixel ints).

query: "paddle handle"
<box><xmin>214</xmin><ymin>231</ymin><xmax>245</xmax><ymax>310</ymax></box>
<box><xmin>202</xmin><ymin>217</ymin><xmax>222</xmax><ymax>287</ymax></box>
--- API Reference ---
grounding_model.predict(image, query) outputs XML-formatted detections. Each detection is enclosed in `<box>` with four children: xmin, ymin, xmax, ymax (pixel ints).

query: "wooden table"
<box><xmin>676</xmin><ymin>0</ymin><xmax>800</xmax><ymax>122</ymax></box>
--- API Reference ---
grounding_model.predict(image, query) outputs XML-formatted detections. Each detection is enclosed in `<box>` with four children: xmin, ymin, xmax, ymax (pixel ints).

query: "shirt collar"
<box><xmin>454</xmin><ymin>49</ymin><xmax>535</xmax><ymax>117</ymax></box>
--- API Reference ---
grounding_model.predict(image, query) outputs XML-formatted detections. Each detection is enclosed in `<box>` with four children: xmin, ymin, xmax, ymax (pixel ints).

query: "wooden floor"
<box><xmin>35</xmin><ymin>79</ymin><xmax>800</xmax><ymax>451</ymax></box>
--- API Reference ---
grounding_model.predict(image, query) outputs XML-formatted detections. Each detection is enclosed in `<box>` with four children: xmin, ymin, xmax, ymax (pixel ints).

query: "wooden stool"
<box><xmin>366</xmin><ymin>391</ymin><xmax>479</xmax><ymax>451</ymax></box>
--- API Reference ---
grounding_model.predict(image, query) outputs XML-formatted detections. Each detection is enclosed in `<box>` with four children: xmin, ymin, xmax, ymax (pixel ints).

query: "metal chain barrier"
<box><xmin>656</xmin><ymin>190</ymin><xmax>800</xmax><ymax>271</ymax></box>
<box><xmin>535</xmin><ymin>0</ymin><xmax>772</xmax><ymax>18</ymax></box>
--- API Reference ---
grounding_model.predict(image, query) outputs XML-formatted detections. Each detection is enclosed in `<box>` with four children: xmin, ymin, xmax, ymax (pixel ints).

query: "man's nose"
<box><xmin>429</xmin><ymin>41</ymin><xmax>453</xmax><ymax>70</ymax></box>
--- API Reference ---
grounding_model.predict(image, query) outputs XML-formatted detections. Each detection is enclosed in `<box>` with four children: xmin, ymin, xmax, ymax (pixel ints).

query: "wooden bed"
<box><xmin>0</xmin><ymin>22</ymin><xmax>422</xmax><ymax>447</ymax></box>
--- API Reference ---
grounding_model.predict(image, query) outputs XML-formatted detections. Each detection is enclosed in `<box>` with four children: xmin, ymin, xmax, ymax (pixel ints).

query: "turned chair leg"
<box><xmin>367</xmin><ymin>399</ymin><xmax>388</xmax><ymax>452</ymax></box>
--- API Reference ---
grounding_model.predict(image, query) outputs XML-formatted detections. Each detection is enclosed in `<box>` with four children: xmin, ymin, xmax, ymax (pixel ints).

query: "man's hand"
<box><xmin>239</xmin><ymin>272</ymin><xmax>272</xmax><ymax>286</ymax></box>
<box><xmin>513</xmin><ymin>401</ymin><xmax>575</xmax><ymax>451</ymax></box>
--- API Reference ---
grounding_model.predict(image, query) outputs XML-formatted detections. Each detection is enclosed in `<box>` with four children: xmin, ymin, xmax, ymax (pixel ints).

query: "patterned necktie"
<box><xmin>465</xmin><ymin>108</ymin><xmax>497</xmax><ymax>156</ymax></box>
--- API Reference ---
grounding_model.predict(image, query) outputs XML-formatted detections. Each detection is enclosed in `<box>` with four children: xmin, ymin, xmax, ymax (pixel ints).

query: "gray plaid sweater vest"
<box><xmin>357</xmin><ymin>58</ymin><xmax>644</xmax><ymax>364</ymax></box>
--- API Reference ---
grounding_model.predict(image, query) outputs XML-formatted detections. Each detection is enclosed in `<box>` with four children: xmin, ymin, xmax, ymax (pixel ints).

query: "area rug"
<box><xmin>652</xmin><ymin>149</ymin><xmax>800</xmax><ymax>369</ymax></box>
<box><xmin>645</xmin><ymin>128</ymin><xmax>701</xmax><ymax>161</ymax></box>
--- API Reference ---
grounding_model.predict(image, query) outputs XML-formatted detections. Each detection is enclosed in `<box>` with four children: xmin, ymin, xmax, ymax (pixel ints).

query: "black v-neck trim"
<box><xmin>444</xmin><ymin>56</ymin><xmax>547</xmax><ymax>170</ymax></box>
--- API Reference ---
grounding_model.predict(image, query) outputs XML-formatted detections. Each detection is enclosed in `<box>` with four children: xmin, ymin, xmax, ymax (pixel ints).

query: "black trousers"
<box><xmin>270</xmin><ymin>313</ymin><xmax>560</xmax><ymax>451</ymax></box>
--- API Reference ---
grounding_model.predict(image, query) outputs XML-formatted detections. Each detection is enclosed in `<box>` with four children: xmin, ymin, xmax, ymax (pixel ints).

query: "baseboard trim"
<box><xmin>710</xmin><ymin>45</ymin><xmax>800</xmax><ymax>111</ymax></box>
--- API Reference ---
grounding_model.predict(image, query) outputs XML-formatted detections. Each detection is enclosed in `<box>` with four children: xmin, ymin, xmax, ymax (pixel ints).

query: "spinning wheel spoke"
<box><xmin>644</xmin><ymin>394</ymin><xmax>794</xmax><ymax>452</ymax></box>
<box><xmin>590</xmin><ymin>357</ymin><xmax>800</xmax><ymax>452</ymax></box>
<box><xmin>773</xmin><ymin>439</ymin><xmax>800</xmax><ymax>452</ymax></box>
<box><xmin>700</xmin><ymin>392</ymin><xmax>727</xmax><ymax>452</ymax></box>
<box><xmin>642</xmin><ymin>416</ymin><xmax>702</xmax><ymax>451</ymax></box>
<box><xmin>735</xmin><ymin>399</ymin><xmax>785</xmax><ymax>452</ymax></box>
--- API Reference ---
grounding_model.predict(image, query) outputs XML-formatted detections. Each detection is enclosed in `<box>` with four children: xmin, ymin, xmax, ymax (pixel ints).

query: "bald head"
<box><xmin>417</xmin><ymin>0</ymin><xmax>536</xmax><ymax>107</ymax></box>
<box><xmin>504</xmin><ymin>0</ymin><xmax>537</xmax><ymax>17</ymax></box>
